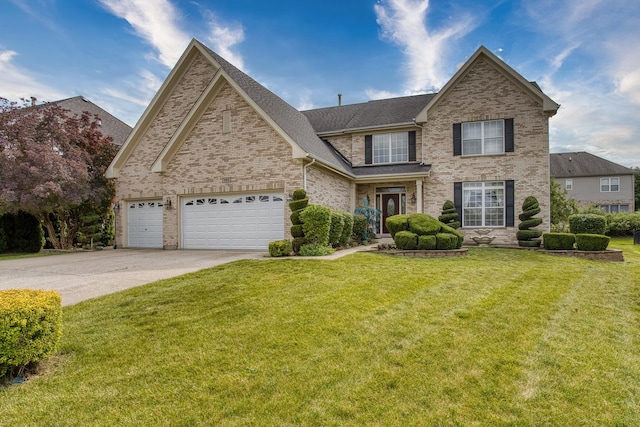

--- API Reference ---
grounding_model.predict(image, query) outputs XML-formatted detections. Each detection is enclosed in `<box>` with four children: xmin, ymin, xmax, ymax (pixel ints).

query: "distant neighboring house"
<box><xmin>106</xmin><ymin>39</ymin><xmax>559</xmax><ymax>250</ymax></box>
<box><xmin>550</xmin><ymin>152</ymin><xmax>636</xmax><ymax>213</ymax></box>
<box><xmin>51</xmin><ymin>96</ymin><xmax>132</xmax><ymax>146</ymax></box>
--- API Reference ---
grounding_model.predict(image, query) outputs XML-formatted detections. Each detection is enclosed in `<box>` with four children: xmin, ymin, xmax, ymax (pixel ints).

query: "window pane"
<box><xmin>373</xmin><ymin>133</ymin><xmax>407</xmax><ymax>163</ymax></box>
<box><xmin>484</xmin><ymin>120</ymin><xmax>503</xmax><ymax>138</ymax></box>
<box><xmin>463</xmin><ymin>122</ymin><xmax>481</xmax><ymax>139</ymax></box>
<box><xmin>464</xmin><ymin>208</ymin><xmax>483</xmax><ymax>227</ymax></box>
<box><xmin>611</xmin><ymin>177</ymin><xmax>620</xmax><ymax>191</ymax></box>
<box><xmin>484</xmin><ymin>137</ymin><xmax>503</xmax><ymax>154</ymax></box>
<box><xmin>462</xmin><ymin>120</ymin><xmax>505</xmax><ymax>155</ymax></box>
<box><xmin>462</xmin><ymin>181</ymin><xmax>505</xmax><ymax>227</ymax></box>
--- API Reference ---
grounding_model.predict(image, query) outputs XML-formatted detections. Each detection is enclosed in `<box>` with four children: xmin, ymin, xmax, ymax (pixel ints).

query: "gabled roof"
<box><xmin>415</xmin><ymin>46</ymin><xmax>559</xmax><ymax>123</ymax></box>
<box><xmin>550</xmin><ymin>152</ymin><xmax>635</xmax><ymax>177</ymax></box>
<box><xmin>302</xmin><ymin>94</ymin><xmax>435</xmax><ymax>134</ymax></box>
<box><xmin>51</xmin><ymin>96</ymin><xmax>132</xmax><ymax>146</ymax></box>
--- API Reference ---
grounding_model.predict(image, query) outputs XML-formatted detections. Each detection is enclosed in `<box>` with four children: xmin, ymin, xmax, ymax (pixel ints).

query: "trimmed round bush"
<box><xmin>408</xmin><ymin>213</ymin><xmax>441</xmax><ymax>236</ymax></box>
<box><xmin>394</xmin><ymin>231</ymin><xmax>418</xmax><ymax>250</ymax></box>
<box><xmin>516</xmin><ymin>229</ymin><xmax>542</xmax><ymax>241</ymax></box>
<box><xmin>290</xmin><ymin>210</ymin><xmax>301</xmax><ymax>225</ymax></box>
<box><xmin>575</xmin><ymin>234</ymin><xmax>610</xmax><ymax>251</ymax></box>
<box><xmin>440</xmin><ymin>224</ymin><xmax>464</xmax><ymax>248</ymax></box>
<box><xmin>300</xmin><ymin>205</ymin><xmax>332</xmax><ymax>247</ymax></box>
<box><xmin>435</xmin><ymin>233</ymin><xmax>457</xmax><ymax>250</ymax></box>
<box><xmin>289</xmin><ymin>198</ymin><xmax>309</xmax><ymax>212</ymax></box>
<box><xmin>290</xmin><ymin>224</ymin><xmax>304</xmax><ymax>238</ymax></box>
<box><xmin>417</xmin><ymin>234</ymin><xmax>437</xmax><ymax>250</ymax></box>
<box><xmin>569</xmin><ymin>214</ymin><xmax>606</xmax><ymax>235</ymax></box>
<box><xmin>328</xmin><ymin>211</ymin><xmax>345</xmax><ymax>247</ymax></box>
<box><xmin>268</xmin><ymin>240</ymin><xmax>292</xmax><ymax>257</ymax></box>
<box><xmin>438</xmin><ymin>200</ymin><xmax>460</xmax><ymax>229</ymax></box>
<box><xmin>543</xmin><ymin>232</ymin><xmax>575</xmax><ymax>250</ymax></box>
<box><xmin>339</xmin><ymin>213</ymin><xmax>354</xmax><ymax>247</ymax></box>
<box><xmin>518</xmin><ymin>196</ymin><xmax>542</xmax><ymax>248</ymax></box>
<box><xmin>519</xmin><ymin>217</ymin><xmax>543</xmax><ymax>230</ymax></box>
<box><xmin>292</xmin><ymin>189</ymin><xmax>307</xmax><ymax>200</ymax></box>
<box><xmin>352</xmin><ymin>215</ymin><xmax>367</xmax><ymax>243</ymax></box>
<box><xmin>386</xmin><ymin>214</ymin><xmax>410</xmax><ymax>238</ymax></box>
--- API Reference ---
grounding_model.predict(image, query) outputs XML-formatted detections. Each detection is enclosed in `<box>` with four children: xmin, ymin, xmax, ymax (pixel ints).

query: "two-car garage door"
<box><xmin>181</xmin><ymin>193</ymin><xmax>284</xmax><ymax>250</ymax></box>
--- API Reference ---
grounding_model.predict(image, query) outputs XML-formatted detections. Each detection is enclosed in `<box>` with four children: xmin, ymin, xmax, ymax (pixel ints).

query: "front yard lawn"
<box><xmin>2</xmin><ymin>240</ymin><xmax>639</xmax><ymax>425</ymax></box>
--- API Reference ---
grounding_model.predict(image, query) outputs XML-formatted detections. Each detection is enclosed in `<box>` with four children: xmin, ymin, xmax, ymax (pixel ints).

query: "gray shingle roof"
<box><xmin>302</xmin><ymin>94</ymin><xmax>435</xmax><ymax>133</ymax></box>
<box><xmin>51</xmin><ymin>96</ymin><xmax>132</xmax><ymax>146</ymax></box>
<box><xmin>550</xmin><ymin>152</ymin><xmax>634</xmax><ymax>177</ymax></box>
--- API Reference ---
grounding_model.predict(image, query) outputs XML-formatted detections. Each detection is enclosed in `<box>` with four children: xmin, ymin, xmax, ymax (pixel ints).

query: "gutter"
<box><xmin>315</xmin><ymin>122</ymin><xmax>416</xmax><ymax>137</ymax></box>
<box><xmin>302</xmin><ymin>158</ymin><xmax>316</xmax><ymax>190</ymax></box>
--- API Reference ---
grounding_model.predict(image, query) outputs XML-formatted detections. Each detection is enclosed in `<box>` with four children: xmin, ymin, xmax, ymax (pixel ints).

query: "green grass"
<box><xmin>2</xmin><ymin>239</ymin><xmax>639</xmax><ymax>425</ymax></box>
<box><xmin>0</xmin><ymin>251</ymin><xmax>66</xmax><ymax>261</ymax></box>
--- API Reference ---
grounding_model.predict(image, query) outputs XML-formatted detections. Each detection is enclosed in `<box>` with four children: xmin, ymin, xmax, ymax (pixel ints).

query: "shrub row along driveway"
<box><xmin>0</xmin><ymin>249</ymin><xmax>265</xmax><ymax>306</ymax></box>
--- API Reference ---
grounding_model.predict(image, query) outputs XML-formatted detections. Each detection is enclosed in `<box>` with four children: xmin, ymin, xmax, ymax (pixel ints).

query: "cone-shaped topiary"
<box><xmin>517</xmin><ymin>196</ymin><xmax>543</xmax><ymax>247</ymax></box>
<box><xmin>289</xmin><ymin>189</ymin><xmax>309</xmax><ymax>254</ymax></box>
<box><xmin>438</xmin><ymin>200</ymin><xmax>460</xmax><ymax>229</ymax></box>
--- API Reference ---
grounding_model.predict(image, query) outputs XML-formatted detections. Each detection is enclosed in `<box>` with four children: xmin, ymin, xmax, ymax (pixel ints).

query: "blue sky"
<box><xmin>1</xmin><ymin>0</ymin><xmax>639</xmax><ymax>167</ymax></box>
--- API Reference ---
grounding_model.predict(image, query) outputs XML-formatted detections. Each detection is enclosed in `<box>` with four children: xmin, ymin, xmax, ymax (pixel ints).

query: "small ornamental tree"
<box><xmin>354</xmin><ymin>197</ymin><xmax>381</xmax><ymax>241</ymax></box>
<box><xmin>289</xmin><ymin>189</ymin><xmax>309</xmax><ymax>254</ymax></box>
<box><xmin>438</xmin><ymin>200</ymin><xmax>460</xmax><ymax>229</ymax></box>
<box><xmin>517</xmin><ymin>196</ymin><xmax>543</xmax><ymax>247</ymax></box>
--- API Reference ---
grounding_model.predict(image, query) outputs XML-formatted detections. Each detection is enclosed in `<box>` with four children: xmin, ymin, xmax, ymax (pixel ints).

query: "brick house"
<box><xmin>106</xmin><ymin>39</ymin><xmax>559</xmax><ymax>249</ymax></box>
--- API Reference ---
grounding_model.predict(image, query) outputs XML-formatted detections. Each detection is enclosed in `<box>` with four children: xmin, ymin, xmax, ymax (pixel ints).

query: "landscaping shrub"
<box><xmin>289</xmin><ymin>198</ymin><xmax>309</xmax><ymax>212</ymax></box>
<box><xmin>289</xmin><ymin>189</ymin><xmax>309</xmax><ymax>255</ymax></box>
<box><xmin>407</xmin><ymin>213</ymin><xmax>441</xmax><ymax>236</ymax></box>
<box><xmin>338</xmin><ymin>212</ymin><xmax>354</xmax><ymax>247</ymax></box>
<box><xmin>606</xmin><ymin>212</ymin><xmax>640</xmax><ymax>236</ymax></box>
<box><xmin>436</xmin><ymin>233</ymin><xmax>457</xmax><ymax>250</ymax></box>
<box><xmin>385</xmin><ymin>214</ymin><xmax>410</xmax><ymax>238</ymax></box>
<box><xmin>394</xmin><ymin>231</ymin><xmax>418</xmax><ymax>250</ymax></box>
<box><xmin>575</xmin><ymin>234</ymin><xmax>610</xmax><ymax>251</ymax></box>
<box><xmin>440</xmin><ymin>224</ymin><xmax>464</xmax><ymax>248</ymax></box>
<box><xmin>290</xmin><ymin>210</ymin><xmax>302</xmax><ymax>225</ymax></box>
<box><xmin>328</xmin><ymin>211</ymin><xmax>345</xmax><ymax>247</ymax></box>
<box><xmin>354</xmin><ymin>197</ymin><xmax>380</xmax><ymax>240</ymax></box>
<box><xmin>291</xmin><ymin>237</ymin><xmax>307</xmax><ymax>254</ymax></box>
<box><xmin>569</xmin><ymin>214</ymin><xmax>606</xmax><ymax>235</ymax></box>
<box><xmin>438</xmin><ymin>200</ymin><xmax>460</xmax><ymax>229</ymax></box>
<box><xmin>0</xmin><ymin>228</ymin><xmax>7</xmax><ymax>252</ymax></box>
<box><xmin>0</xmin><ymin>289</ymin><xmax>62</xmax><ymax>379</ymax></box>
<box><xmin>0</xmin><ymin>212</ymin><xmax>44</xmax><ymax>253</ymax></box>
<box><xmin>268</xmin><ymin>240</ymin><xmax>292</xmax><ymax>257</ymax></box>
<box><xmin>517</xmin><ymin>196</ymin><xmax>543</xmax><ymax>247</ymax></box>
<box><xmin>299</xmin><ymin>243</ymin><xmax>334</xmax><ymax>256</ymax></box>
<box><xmin>352</xmin><ymin>215</ymin><xmax>367</xmax><ymax>243</ymax></box>
<box><xmin>417</xmin><ymin>234</ymin><xmax>437</xmax><ymax>250</ymax></box>
<box><xmin>300</xmin><ymin>205</ymin><xmax>331</xmax><ymax>247</ymax></box>
<box><xmin>290</xmin><ymin>224</ymin><xmax>304</xmax><ymax>238</ymax></box>
<box><xmin>292</xmin><ymin>189</ymin><xmax>307</xmax><ymax>200</ymax></box>
<box><xmin>543</xmin><ymin>233</ymin><xmax>575</xmax><ymax>250</ymax></box>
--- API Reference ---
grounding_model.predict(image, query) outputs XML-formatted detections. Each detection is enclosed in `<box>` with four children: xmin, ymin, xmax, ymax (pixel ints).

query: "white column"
<box><xmin>416</xmin><ymin>179</ymin><xmax>423</xmax><ymax>213</ymax></box>
<box><xmin>350</xmin><ymin>182</ymin><xmax>357</xmax><ymax>213</ymax></box>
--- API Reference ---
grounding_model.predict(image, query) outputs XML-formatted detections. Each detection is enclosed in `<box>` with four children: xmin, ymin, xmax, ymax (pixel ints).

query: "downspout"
<box><xmin>303</xmin><ymin>157</ymin><xmax>316</xmax><ymax>191</ymax></box>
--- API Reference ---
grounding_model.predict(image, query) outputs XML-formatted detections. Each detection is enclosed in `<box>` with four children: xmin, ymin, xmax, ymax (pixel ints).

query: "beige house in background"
<box><xmin>550</xmin><ymin>152</ymin><xmax>636</xmax><ymax>212</ymax></box>
<box><xmin>105</xmin><ymin>39</ymin><xmax>559</xmax><ymax>249</ymax></box>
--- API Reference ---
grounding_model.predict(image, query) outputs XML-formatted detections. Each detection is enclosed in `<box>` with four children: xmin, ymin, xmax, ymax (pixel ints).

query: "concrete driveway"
<box><xmin>0</xmin><ymin>249</ymin><xmax>265</xmax><ymax>306</ymax></box>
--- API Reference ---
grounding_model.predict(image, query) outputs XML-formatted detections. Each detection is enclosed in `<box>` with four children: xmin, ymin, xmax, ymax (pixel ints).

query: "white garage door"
<box><xmin>182</xmin><ymin>193</ymin><xmax>284</xmax><ymax>250</ymax></box>
<box><xmin>127</xmin><ymin>200</ymin><xmax>163</xmax><ymax>248</ymax></box>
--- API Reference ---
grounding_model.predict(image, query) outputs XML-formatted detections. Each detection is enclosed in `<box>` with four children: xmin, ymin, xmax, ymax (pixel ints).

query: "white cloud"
<box><xmin>98</xmin><ymin>0</ymin><xmax>190</xmax><ymax>68</ymax></box>
<box><xmin>365</xmin><ymin>88</ymin><xmax>401</xmax><ymax>100</ymax></box>
<box><xmin>0</xmin><ymin>49</ymin><xmax>66</xmax><ymax>102</ymax></box>
<box><xmin>374</xmin><ymin>0</ymin><xmax>475</xmax><ymax>94</ymax></box>
<box><xmin>203</xmin><ymin>10</ymin><xmax>245</xmax><ymax>70</ymax></box>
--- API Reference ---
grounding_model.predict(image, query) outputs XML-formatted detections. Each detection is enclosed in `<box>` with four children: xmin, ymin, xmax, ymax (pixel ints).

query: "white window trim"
<box><xmin>600</xmin><ymin>177</ymin><xmax>620</xmax><ymax>192</ymax></box>
<box><xmin>565</xmin><ymin>179</ymin><xmax>573</xmax><ymax>191</ymax></box>
<box><xmin>372</xmin><ymin>132</ymin><xmax>409</xmax><ymax>164</ymax></box>
<box><xmin>462</xmin><ymin>181</ymin><xmax>505</xmax><ymax>228</ymax></box>
<box><xmin>462</xmin><ymin>120</ymin><xmax>505</xmax><ymax>156</ymax></box>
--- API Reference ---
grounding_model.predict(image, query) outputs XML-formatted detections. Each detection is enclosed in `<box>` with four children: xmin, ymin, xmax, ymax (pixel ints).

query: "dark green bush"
<box><xmin>385</xmin><ymin>214</ymin><xmax>410</xmax><ymax>238</ymax></box>
<box><xmin>0</xmin><ymin>212</ymin><xmax>44</xmax><ymax>253</ymax></box>
<box><xmin>438</xmin><ymin>200</ymin><xmax>460</xmax><ymax>229</ymax></box>
<box><xmin>516</xmin><ymin>229</ymin><xmax>543</xmax><ymax>241</ymax></box>
<box><xmin>518</xmin><ymin>196</ymin><xmax>542</xmax><ymax>248</ymax></box>
<box><xmin>605</xmin><ymin>212</ymin><xmax>640</xmax><ymax>236</ymax></box>
<box><xmin>290</xmin><ymin>210</ymin><xmax>301</xmax><ymax>225</ymax></box>
<box><xmin>299</xmin><ymin>243</ymin><xmax>334</xmax><ymax>256</ymax></box>
<box><xmin>0</xmin><ymin>228</ymin><xmax>7</xmax><ymax>253</ymax></box>
<box><xmin>0</xmin><ymin>290</ymin><xmax>62</xmax><ymax>379</ymax></box>
<box><xmin>575</xmin><ymin>234</ymin><xmax>610</xmax><ymax>251</ymax></box>
<box><xmin>300</xmin><ymin>205</ymin><xmax>331</xmax><ymax>247</ymax></box>
<box><xmin>394</xmin><ymin>231</ymin><xmax>418</xmax><ymax>250</ymax></box>
<box><xmin>290</xmin><ymin>225</ymin><xmax>304</xmax><ymax>238</ymax></box>
<box><xmin>436</xmin><ymin>233</ymin><xmax>457</xmax><ymax>250</ymax></box>
<box><xmin>352</xmin><ymin>215</ymin><xmax>367</xmax><ymax>243</ymax></box>
<box><xmin>292</xmin><ymin>237</ymin><xmax>307</xmax><ymax>254</ymax></box>
<box><xmin>440</xmin><ymin>224</ymin><xmax>464</xmax><ymax>248</ymax></box>
<box><xmin>328</xmin><ymin>211</ymin><xmax>345</xmax><ymax>247</ymax></box>
<box><xmin>407</xmin><ymin>214</ymin><xmax>441</xmax><ymax>236</ymax></box>
<box><xmin>543</xmin><ymin>233</ymin><xmax>575</xmax><ymax>250</ymax></box>
<box><xmin>339</xmin><ymin>213</ymin><xmax>354</xmax><ymax>247</ymax></box>
<box><xmin>268</xmin><ymin>240</ymin><xmax>292</xmax><ymax>257</ymax></box>
<box><xmin>292</xmin><ymin>189</ymin><xmax>307</xmax><ymax>200</ymax></box>
<box><xmin>417</xmin><ymin>235</ymin><xmax>437</xmax><ymax>250</ymax></box>
<box><xmin>569</xmin><ymin>214</ymin><xmax>606</xmax><ymax>235</ymax></box>
<box><xmin>289</xmin><ymin>198</ymin><xmax>310</xmax><ymax>212</ymax></box>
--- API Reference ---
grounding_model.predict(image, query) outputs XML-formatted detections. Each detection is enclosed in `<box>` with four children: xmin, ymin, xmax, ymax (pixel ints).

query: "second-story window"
<box><xmin>600</xmin><ymin>177</ymin><xmax>620</xmax><ymax>192</ymax></box>
<box><xmin>462</xmin><ymin>120</ymin><xmax>504</xmax><ymax>155</ymax></box>
<box><xmin>373</xmin><ymin>132</ymin><xmax>408</xmax><ymax>164</ymax></box>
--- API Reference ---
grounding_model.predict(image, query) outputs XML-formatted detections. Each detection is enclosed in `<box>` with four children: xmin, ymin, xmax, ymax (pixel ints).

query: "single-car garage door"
<box><xmin>182</xmin><ymin>193</ymin><xmax>284</xmax><ymax>250</ymax></box>
<box><xmin>127</xmin><ymin>200</ymin><xmax>163</xmax><ymax>248</ymax></box>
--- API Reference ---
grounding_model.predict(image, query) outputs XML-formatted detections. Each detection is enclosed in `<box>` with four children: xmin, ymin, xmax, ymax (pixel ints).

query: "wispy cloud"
<box><xmin>202</xmin><ymin>10</ymin><xmax>245</xmax><ymax>70</ymax></box>
<box><xmin>98</xmin><ymin>0</ymin><xmax>190</xmax><ymax>68</ymax></box>
<box><xmin>0</xmin><ymin>49</ymin><xmax>65</xmax><ymax>101</ymax></box>
<box><xmin>373</xmin><ymin>0</ymin><xmax>475</xmax><ymax>95</ymax></box>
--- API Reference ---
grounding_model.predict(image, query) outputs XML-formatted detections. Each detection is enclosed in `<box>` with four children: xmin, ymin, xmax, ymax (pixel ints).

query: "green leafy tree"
<box><xmin>550</xmin><ymin>177</ymin><xmax>578</xmax><ymax>226</ymax></box>
<box><xmin>633</xmin><ymin>167</ymin><xmax>640</xmax><ymax>211</ymax></box>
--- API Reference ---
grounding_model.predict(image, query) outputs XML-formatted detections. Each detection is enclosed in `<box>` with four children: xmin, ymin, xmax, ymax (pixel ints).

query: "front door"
<box><xmin>381</xmin><ymin>193</ymin><xmax>400</xmax><ymax>234</ymax></box>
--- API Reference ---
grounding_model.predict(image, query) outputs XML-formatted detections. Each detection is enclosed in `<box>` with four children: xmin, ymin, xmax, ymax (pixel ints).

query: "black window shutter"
<box><xmin>408</xmin><ymin>131</ymin><xmax>416</xmax><ymax>161</ymax></box>
<box><xmin>365</xmin><ymin>135</ymin><xmax>372</xmax><ymax>164</ymax></box>
<box><xmin>505</xmin><ymin>118</ymin><xmax>514</xmax><ymax>152</ymax></box>
<box><xmin>506</xmin><ymin>180</ymin><xmax>515</xmax><ymax>227</ymax></box>
<box><xmin>454</xmin><ymin>182</ymin><xmax>463</xmax><ymax>226</ymax></box>
<box><xmin>453</xmin><ymin>123</ymin><xmax>462</xmax><ymax>156</ymax></box>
